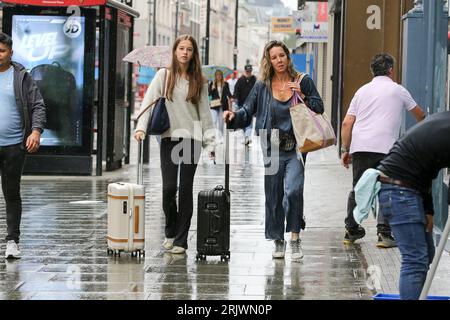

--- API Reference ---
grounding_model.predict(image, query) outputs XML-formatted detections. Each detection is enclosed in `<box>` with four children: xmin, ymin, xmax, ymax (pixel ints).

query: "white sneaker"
<box><xmin>162</xmin><ymin>238</ymin><xmax>175</xmax><ymax>251</ymax></box>
<box><xmin>5</xmin><ymin>240</ymin><xmax>21</xmax><ymax>259</ymax></box>
<box><xmin>290</xmin><ymin>239</ymin><xmax>304</xmax><ymax>261</ymax></box>
<box><xmin>169</xmin><ymin>246</ymin><xmax>186</xmax><ymax>254</ymax></box>
<box><xmin>272</xmin><ymin>240</ymin><xmax>286</xmax><ymax>259</ymax></box>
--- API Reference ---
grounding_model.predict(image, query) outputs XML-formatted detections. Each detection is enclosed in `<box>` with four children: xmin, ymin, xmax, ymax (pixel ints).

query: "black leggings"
<box><xmin>160</xmin><ymin>138</ymin><xmax>201</xmax><ymax>249</ymax></box>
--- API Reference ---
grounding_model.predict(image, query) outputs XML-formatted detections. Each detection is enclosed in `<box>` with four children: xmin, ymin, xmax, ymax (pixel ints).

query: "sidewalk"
<box><xmin>0</xmin><ymin>132</ymin><xmax>449</xmax><ymax>300</ymax></box>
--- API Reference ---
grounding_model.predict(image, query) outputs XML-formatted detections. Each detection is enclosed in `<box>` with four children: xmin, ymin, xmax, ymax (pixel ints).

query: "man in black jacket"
<box><xmin>234</xmin><ymin>64</ymin><xmax>256</xmax><ymax>145</ymax></box>
<box><xmin>0</xmin><ymin>32</ymin><xmax>46</xmax><ymax>259</ymax></box>
<box><xmin>376</xmin><ymin>111</ymin><xmax>450</xmax><ymax>299</ymax></box>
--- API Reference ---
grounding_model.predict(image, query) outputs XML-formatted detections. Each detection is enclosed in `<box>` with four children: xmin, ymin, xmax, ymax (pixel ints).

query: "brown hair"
<box><xmin>166</xmin><ymin>34</ymin><xmax>205</xmax><ymax>106</ymax></box>
<box><xmin>260</xmin><ymin>40</ymin><xmax>298</xmax><ymax>86</ymax></box>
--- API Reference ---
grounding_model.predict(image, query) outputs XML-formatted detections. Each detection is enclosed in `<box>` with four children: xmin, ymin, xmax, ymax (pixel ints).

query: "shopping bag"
<box><xmin>290</xmin><ymin>91</ymin><xmax>336</xmax><ymax>153</ymax></box>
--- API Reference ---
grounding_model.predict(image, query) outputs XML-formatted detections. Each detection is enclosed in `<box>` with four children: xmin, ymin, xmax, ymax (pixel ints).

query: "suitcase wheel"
<box><xmin>132</xmin><ymin>250</ymin><xmax>145</xmax><ymax>258</ymax></box>
<box><xmin>221</xmin><ymin>252</ymin><xmax>230</xmax><ymax>261</ymax></box>
<box><xmin>196</xmin><ymin>253</ymin><xmax>206</xmax><ymax>261</ymax></box>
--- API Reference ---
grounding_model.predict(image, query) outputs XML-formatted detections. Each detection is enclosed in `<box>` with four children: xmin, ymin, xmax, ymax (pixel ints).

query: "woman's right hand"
<box><xmin>134</xmin><ymin>130</ymin><xmax>146</xmax><ymax>141</ymax></box>
<box><xmin>223</xmin><ymin>110</ymin><xmax>235</xmax><ymax>123</ymax></box>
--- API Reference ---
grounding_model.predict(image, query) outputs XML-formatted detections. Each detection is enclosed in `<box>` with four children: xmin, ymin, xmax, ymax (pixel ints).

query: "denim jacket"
<box><xmin>229</xmin><ymin>74</ymin><xmax>324</xmax><ymax>134</ymax></box>
<box><xmin>354</xmin><ymin>169</ymin><xmax>381</xmax><ymax>224</ymax></box>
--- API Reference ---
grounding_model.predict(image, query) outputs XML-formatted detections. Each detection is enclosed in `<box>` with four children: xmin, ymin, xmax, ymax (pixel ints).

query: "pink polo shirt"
<box><xmin>347</xmin><ymin>76</ymin><xmax>417</xmax><ymax>154</ymax></box>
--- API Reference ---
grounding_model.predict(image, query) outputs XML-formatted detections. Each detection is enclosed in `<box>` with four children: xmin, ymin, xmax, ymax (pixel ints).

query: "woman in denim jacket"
<box><xmin>224</xmin><ymin>40</ymin><xmax>323</xmax><ymax>261</ymax></box>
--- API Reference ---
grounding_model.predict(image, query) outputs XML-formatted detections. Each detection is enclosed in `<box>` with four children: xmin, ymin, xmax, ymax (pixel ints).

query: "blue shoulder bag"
<box><xmin>146</xmin><ymin>68</ymin><xmax>170</xmax><ymax>135</ymax></box>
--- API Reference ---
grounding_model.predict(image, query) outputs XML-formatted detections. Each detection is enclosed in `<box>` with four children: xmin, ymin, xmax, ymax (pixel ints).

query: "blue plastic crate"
<box><xmin>373</xmin><ymin>293</ymin><xmax>450</xmax><ymax>300</ymax></box>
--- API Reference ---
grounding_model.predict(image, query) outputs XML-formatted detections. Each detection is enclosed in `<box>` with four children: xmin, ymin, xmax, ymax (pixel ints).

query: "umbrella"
<box><xmin>122</xmin><ymin>45</ymin><xmax>172</xmax><ymax>68</ymax></box>
<box><xmin>202</xmin><ymin>65</ymin><xmax>234</xmax><ymax>82</ymax></box>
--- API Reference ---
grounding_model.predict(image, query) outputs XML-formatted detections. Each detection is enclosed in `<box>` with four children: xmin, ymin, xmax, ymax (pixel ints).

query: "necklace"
<box><xmin>276</xmin><ymin>75</ymin><xmax>288</xmax><ymax>94</ymax></box>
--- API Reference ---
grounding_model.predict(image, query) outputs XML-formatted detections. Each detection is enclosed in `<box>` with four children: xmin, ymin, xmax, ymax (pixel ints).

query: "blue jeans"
<box><xmin>210</xmin><ymin>108</ymin><xmax>224</xmax><ymax>141</ymax></box>
<box><xmin>263</xmin><ymin>148</ymin><xmax>305</xmax><ymax>240</ymax></box>
<box><xmin>378</xmin><ymin>184</ymin><xmax>435</xmax><ymax>300</ymax></box>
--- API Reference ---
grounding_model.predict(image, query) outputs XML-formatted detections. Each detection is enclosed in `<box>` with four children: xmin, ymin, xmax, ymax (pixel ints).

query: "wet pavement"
<box><xmin>1</xmin><ymin>131</ymin><xmax>449</xmax><ymax>300</ymax></box>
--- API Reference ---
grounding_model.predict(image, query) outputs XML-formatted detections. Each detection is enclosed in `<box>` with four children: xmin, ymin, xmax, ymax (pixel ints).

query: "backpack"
<box><xmin>30</xmin><ymin>62</ymin><xmax>78</xmax><ymax>143</ymax></box>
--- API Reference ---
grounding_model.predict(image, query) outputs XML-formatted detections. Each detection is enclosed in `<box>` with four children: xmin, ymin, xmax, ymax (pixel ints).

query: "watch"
<box><xmin>341</xmin><ymin>146</ymin><xmax>349</xmax><ymax>153</ymax></box>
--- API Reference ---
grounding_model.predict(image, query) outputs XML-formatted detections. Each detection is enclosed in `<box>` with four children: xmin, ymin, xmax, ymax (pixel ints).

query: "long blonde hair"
<box><xmin>212</xmin><ymin>69</ymin><xmax>224</xmax><ymax>90</ymax></box>
<box><xmin>260</xmin><ymin>40</ymin><xmax>298</xmax><ymax>86</ymax></box>
<box><xmin>166</xmin><ymin>34</ymin><xmax>205</xmax><ymax>106</ymax></box>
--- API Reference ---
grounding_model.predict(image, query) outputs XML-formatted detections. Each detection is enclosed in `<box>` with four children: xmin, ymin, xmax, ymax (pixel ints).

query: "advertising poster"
<box><xmin>11</xmin><ymin>14</ymin><xmax>86</xmax><ymax>147</ymax></box>
<box><xmin>294</xmin><ymin>2</ymin><xmax>329</xmax><ymax>43</ymax></box>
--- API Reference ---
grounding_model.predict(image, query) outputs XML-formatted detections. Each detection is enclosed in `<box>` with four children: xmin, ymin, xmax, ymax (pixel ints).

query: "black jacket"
<box><xmin>234</xmin><ymin>75</ymin><xmax>257</xmax><ymax>106</ymax></box>
<box><xmin>208</xmin><ymin>81</ymin><xmax>232</xmax><ymax>111</ymax></box>
<box><xmin>11</xmin><ymin>62</ymin><xmax>46</xmax><ymax>145</ymax></box>
<box><xmin>378</xmin><ymin>111</ymin><xmax>450</xmax><ymax>215</ymax></box>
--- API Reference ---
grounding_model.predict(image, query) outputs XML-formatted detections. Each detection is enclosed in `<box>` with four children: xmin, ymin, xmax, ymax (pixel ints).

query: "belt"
<box><xmin>377</xmin><ymin>175</ymin><xmax>414</xmax><ymax>190</ymax></box>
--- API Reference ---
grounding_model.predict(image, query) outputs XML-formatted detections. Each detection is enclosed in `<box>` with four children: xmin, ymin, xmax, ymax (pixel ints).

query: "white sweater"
<box><xmin>135</xmin><ymin>68</ymin><xmax>216</xmax><ymax>152</ymax></box>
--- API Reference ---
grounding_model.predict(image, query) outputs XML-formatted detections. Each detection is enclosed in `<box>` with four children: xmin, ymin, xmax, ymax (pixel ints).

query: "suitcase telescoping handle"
<box><xmin>224</xmin><ymin>123</ymin><xmax>229</xmax><ymax>192</ymax></box>
<box><xmin>137</xmin><ymin>139</ymin><xmax>144</xmax><ymax>185</ymax></box>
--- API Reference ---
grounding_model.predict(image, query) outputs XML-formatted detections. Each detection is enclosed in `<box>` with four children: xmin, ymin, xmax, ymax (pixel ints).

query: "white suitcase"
<box><xmin>107</xmin><ymin>141</ymin><xmax>146</xmax><ymax>257</ymax></box>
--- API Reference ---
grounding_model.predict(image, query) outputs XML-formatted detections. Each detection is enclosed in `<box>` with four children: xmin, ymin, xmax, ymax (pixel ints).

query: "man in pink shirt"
<box><xmin>340</xmin><ymin>53</ymin><xmax>425</xmax><ymax>248</ymax></box>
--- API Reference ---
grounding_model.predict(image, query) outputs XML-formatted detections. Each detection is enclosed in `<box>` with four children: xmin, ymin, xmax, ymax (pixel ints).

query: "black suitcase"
<box><xmin>196</xmin><ymin>126</ymin><xmax>231</xmax><ymax>261</ymax></box>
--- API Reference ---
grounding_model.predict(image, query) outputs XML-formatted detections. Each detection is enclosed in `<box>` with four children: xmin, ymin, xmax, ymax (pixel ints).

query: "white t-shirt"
<box><xmin>227</xmin><ymin>78</ymin><xmax>237</xmax><ymax>96</ymax></box>
<box><xmin>347</xmin><ymin>76</ymin><xmax>417</xmax><ymax>154</ymax></box>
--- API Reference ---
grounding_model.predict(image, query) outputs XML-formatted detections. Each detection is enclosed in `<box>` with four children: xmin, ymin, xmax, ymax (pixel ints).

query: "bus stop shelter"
<box><xmin>1</xmin><ymin>0</ymin><xmax>139</xmax><ymax>176</ymax></box>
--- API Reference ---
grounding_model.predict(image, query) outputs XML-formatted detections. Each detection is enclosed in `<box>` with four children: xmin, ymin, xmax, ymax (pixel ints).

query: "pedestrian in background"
<box><xmin>234</xmin><ymin>64</ymin><xmax>257</xmax><ymax>145</ymax></box>
<box><xmin>341</xmin><ymin>53</ymin><xmax>425</xmax><ymax>247</ymax></box>
<box><xmin>224</xmin><ymin>40</ymin><xmax>324</xmax><ymax>261</ymax></box>
<box><xmin>0</xmin><ymin>32</ymin><xmax>46</xmax><ymax>259</ymax></box>
<box><xmin>135</xmin><ymin>34</ymin><xmax>215</xmax><ymax>254</ymax></box>
<box><xmin>227</xmin><ymin>70</ymin><xmax>238</xmax><ymax>97</ymax></box>
<box><xmin>208</xmin><ymin>69</ymin><xmax>232</xmax><ymax>143</ymax></box>
<box><xmin>376</xmin><ymin>111</ymin><xmax>450</xmax><ymax>299</ymax></box>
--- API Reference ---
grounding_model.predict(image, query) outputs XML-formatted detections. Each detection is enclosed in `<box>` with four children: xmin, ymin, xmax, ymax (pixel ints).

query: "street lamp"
<box><xmin>147</xmin><ymin>0</ymin><xmax>157</xmax><ymax>45</ymax></box>
<box><xmin>175</xmin><ymin>0</ymin><xmax>179</xmax><ymax>39</ymax></box>
<box><xmin>205</xmin><ymin>0</ymin><xmax>210</xmax><ymax>65</ymax></box>
<box><xmin>233</xmin><ymin>0</ymin><xmax>239</xmax><ymax>71</ymax></box>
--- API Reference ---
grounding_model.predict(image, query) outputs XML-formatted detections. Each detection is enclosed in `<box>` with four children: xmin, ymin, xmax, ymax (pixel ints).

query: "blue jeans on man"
<box><xmin>378</xmin><ymin>183</ymin><xmax>435</xmax><ymax>299</ymax></box>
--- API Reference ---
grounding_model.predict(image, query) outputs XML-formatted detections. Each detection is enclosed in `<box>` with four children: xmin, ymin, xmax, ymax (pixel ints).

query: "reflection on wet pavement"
<box><xmin>1</xmin><ymin>134</ymin><xmax>449</xmax><ymax>300</ymax></box>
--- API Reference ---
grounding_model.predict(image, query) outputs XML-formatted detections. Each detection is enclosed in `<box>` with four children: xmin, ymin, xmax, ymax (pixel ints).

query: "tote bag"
<box><xmin>290</xmin><ymin>91</ymin><xmax>336</xmax><ymax>153</ymax></box>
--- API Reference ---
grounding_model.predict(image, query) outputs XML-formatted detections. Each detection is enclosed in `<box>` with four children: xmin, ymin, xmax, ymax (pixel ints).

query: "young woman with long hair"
<box><xmin>135</xmin><ymin>35</ymin><xmax>215</xmax><ymax>254</ymax></box>
<box><xmin>208</xmin><ymin>69</ymin><xmax>232</xmax><ymax>142</ymax></box>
